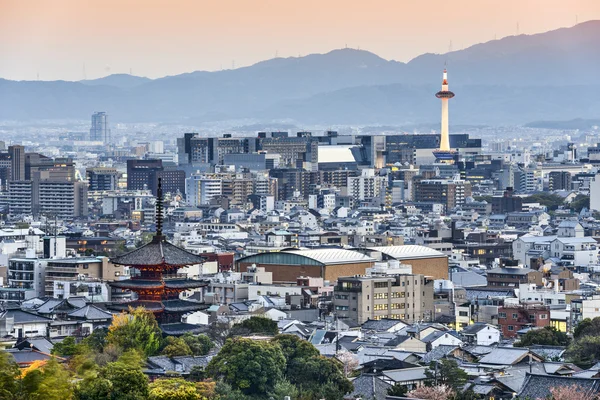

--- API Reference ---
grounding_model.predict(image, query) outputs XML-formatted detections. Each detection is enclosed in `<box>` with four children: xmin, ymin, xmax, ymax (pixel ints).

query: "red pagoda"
<box><xmin>109</xmin><ymin>179</ymin><xmax>207</xmax><ymax>327</ymax></box>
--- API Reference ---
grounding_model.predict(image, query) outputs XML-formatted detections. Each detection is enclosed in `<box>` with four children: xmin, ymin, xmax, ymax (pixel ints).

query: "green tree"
<box><xmin>101</xmin><ymin>359</ymin><xmax>149</xmax><ymax>400</ymax></box>
<box><xmin>214</xmin><ymin>381</ymin><xmax>246</xmax><ymax>400</ymax></box>
<box><xmin>182</xmin><ymin>333</ymin><xmax>213</xmax><ymax>356</ymax></box>
<box><xmin>570</xmin><ymin>195</ymin><xmax>590</xmax><ymax>213</ymax></box>
<box><xmin>52</xmin><ymin>336</ymin><xmax>79</xmax><ymax>357</ymax></box>
<box><xmin>107</xmin><ymin>307</ymin><xmax>163</xmax><ymax>357</ymax></box>
<box><xmin>566</xmin><ymin>335</ymin><xmax>600</xmax><ymax>368</ymax></box>
<box><xmin>387</xmin><ymin>383</ymin><xmax>408</xmax><ymax>397</ymax></box>
<box><xmin>268</xmin><ymin>379</ymin><xmax>299</xmax><ymax>400</ymax></box>
<box><xmin>522</xmin><ymin>193</ymin><xmax>565</xmax><ymax>211</ymax></box>
<box><xmin>148</xmin><ymin>378</ymin><xmax>200</xmax><ymax>400</ymax></box>
<box><xmin>514</xmin><ymin>326</ymin><xmax>570</xmax><ymax>347</ymax></box>
<box><xmin>0</xmin><ymin>350</ymin><xmax>22</xmax><ymax>399</ymax></box>
<box><xmin>161</xmin><ymin>336</ymin><xmax>192</xmax><ymax>357</ymax></box>
<box><xmin>573</xmin><ymin>317</ymin><xmax>600</xmax><ymax>340</ymax></box>
<box><xmin>287</xmin><ymin>355</ymin><xmax>353</xmax><ymax>400</ymax></box>
<box><xmin>34</xmin><ymin>357</ymin><xmax>74</xmax><ymax>400</ymax></box>
<box><xmin>206</xmin><ymin>338</ymin><xmax>286</xmax><ymax>396</ymax></box>
<box><xmin>230</xmin><ymin>316</ymin><xmax>278</xmax><ymax>337</ymax></box>
<box><xmin>425</xmin><ymin>359</ymin><xmax>468</xmax><ymax>392</ymax></box>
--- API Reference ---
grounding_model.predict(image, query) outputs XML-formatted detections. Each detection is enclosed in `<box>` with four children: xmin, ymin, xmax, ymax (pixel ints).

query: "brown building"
<box><xmin>486</xmin><ymin>267</ymin><xmax>543</xmax><ymax>288</ymax></box>
<box><xmin>497</xmin><ymin>304</ymin><xmax>550</xmax><ymax>338</ymax></box>
<box><xmin>364</xmin><ymin>245</ymin><xmax>449</xmax><ymax>280</ymax></box>
<box><xmin>414</xmin><ymin>178</ymin><xmax>472</xmax><ymax>211</ymax></box>
<box><xmin>333</xmin><ymin>274</ymin><xmax>434</xmax><ymax>324</ymax></box>
<box><xmin>236</xmin><ymin>248</ymin><xmax>375</xmax><ymax>283</ymax></box>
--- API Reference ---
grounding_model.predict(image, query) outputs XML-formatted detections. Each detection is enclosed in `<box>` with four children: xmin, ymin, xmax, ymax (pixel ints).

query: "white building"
<box><xmin>186</xmin><ymin>175</ymin><xmax>222</xmax><ymax>206</ymax></box>
<box><xmin>347</xmin><ymin>169</ymin><xmax>386</xmax><ymax>203</ymax></box>
<box><xmin>590</xmin><ymin>174</ymin><xmax>600</xmax><ymax>211</ymax></box>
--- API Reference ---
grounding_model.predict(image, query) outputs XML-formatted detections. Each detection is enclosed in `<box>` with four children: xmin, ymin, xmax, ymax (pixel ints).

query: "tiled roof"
<box><xmin>347</xmin><ymin>374</ymin><xmax>391</xmax><ymax>400</ymax></box>
<box><xmin>361</xmin><ymin>318</ymin><xmax>407</xmax><ymax>332</ymax></box>
<box><xmin>368</xmin><ymin>245</ymin><xmax>445</xmax><ymax>260</ymax></box>
<box><xmin>68</xmin><ymin>305</ymin><xmax>113</xmax><ymax>320</ymax></box>
<box><xmin>111</xmin><ymin>236</ymin><xmax>205</xmax><ymax>267</ymax></box>
<box><xmin>5</xmin><ymin>309</ymin><xmax>52</xmax><ymax>324</ymax></box>
<box><xmin>518</xmin><ymin>373</ymin><xmax>600</xmax><ymax>399</ymax></box>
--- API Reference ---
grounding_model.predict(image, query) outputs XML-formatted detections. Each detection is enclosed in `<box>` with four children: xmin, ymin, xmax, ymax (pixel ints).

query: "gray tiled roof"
<box><xmin>68</xmin><ymin>305</ymin><xmax>113</xmax><ymax>320</ymax></box>
<box><xmin>518</xmin><ymin>373</ymin><xmax>600</xmax><ymax>399</ymax></box>
<box><xmin>347</xmin><ymin>374</ymin><xmax>391</xmax><ymax>399</ymax></box>
<box><xmin>361</xmin><ymin>318</ymin><xmax>406</xmax><ymax>332</ymax></box>
<box><xmin>5</xmin><ymin>309</ymin><xmax>52</xmax><ymax>324</ymax></box>
<box><xmin>111</xmin><ymin>237</ymin><xmax>205</xmax><ymax>267</ymax></box>
<box><xmin>420</xmin><ymin>345</ymin><xmax>458</xmax><ymax>364</ymax></box>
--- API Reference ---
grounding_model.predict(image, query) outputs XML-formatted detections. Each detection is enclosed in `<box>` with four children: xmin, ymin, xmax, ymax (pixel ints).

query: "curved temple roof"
<box><xmin>111</xmin><ymin>236</ymin><xmax>205</xmax><ymax>267</ymax></box>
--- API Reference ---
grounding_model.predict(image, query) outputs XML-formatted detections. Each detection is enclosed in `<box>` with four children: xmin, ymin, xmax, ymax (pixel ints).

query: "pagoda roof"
<box><xmin>164</xmin><ymin>279</ymin><xmax>207</xmax><ymax>289</ymax></box>
<box><xmin>110</xmin><ymin>280</ymin><xmax>165</xmax><ymax>290</ymax></box>
<box><xmin>163</xmin><ymin>299</ymin><xmax>207</xmax><ymax>312</ymax></box>
<box><xmin>107</xmin><ymin>299</ymin><xmax>207</xmax><ymax>314</ymax></box>
<box><xmin>111</xmin><ymin>235</ymin><xmax>205</xmax><ymax>267</ymax></box>
<box><xmin>107</xmin><ymin>301</ymin><xmax>165</xmax><ymax>312</ymax></box>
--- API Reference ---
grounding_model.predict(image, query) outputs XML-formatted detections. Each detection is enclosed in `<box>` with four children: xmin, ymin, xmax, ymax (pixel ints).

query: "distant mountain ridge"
<box><xmin>1</xmin><ymin>21</ymin><xmax>599</xmax><ymax>124</ymax></box>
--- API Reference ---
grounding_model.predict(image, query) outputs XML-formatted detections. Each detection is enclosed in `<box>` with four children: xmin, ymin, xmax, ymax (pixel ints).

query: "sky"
<box><xmin>1</xmin><ymin>0</ymin><xmax>599</xmax><ymax>81</ymax></box>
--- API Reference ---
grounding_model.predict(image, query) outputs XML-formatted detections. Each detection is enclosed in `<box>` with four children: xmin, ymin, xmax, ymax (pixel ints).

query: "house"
<box><xmin>381</xmin><ymin>367</ymin><xmax>429</xmax><ymax>390</ymax></box>
<box><xmin>345</xmin><ymin>374</ymin><xmax>392</xmax><ymax>400</ymax></box>
<box><xmin>5</xmin><ymin>348</ymin><xmax>64</xmax><ymax>367</ymax></box>
<box><xmin>420</xmin><ymin>330</ymin><xmax>463</xmax><ymax>351</ymax></box>
<box><xmin>478</xmin><ymin>347</ymin><xmax>544</xmax><ymax>368</ymax></box>
<box><xmin>3</xmin><ymin>309</ymin><xmax>52</xmax><ymax>339</ymax></box>
<box><xmin>145</xmin><ymin>355</ymin><xmax>213</xmax><ymax>378</ymax></box>
<box><xmin>460</xmin><ymin>323</ymin><xmax>501</xmax><ymax>346</ymax></box>
<box><xmin>497</xmin><ymin>304</ymin><xmax>550</xmax><ymax>338</ymax></box>
<box><xmin>390</xmin><ymin>335</ymin><xmax>427</xmax><ymax>353</ymax></box>
<box><xmin>361</xmin><ymin>318</ymin><xmax>408</xmax><ymax>333</ymax></box>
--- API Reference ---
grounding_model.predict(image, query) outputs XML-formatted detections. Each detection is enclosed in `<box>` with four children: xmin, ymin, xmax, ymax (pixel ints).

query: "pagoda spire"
<box><xmin>154</xmin><ymin>177</ymin><xmax>164</xmax><ymax>241</ymax></box>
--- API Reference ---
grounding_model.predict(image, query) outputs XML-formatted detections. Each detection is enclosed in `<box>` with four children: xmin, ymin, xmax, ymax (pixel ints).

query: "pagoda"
<box><xmin>109</xmin><ymin>178</ymin><xmax>207</xmax><ymax>324</ymax></box>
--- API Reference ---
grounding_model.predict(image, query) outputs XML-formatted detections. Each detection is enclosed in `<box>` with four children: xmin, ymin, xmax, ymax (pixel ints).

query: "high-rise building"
<box><xmin>347</xmin><ymin>169</ymin><xmax>387</xmax><ymax>205</ymax></box>
<box><xmin>185</xmin><ymin>174</ymin><xmax>223</xmax><ymax>206</ymax></box>
<box><xmin>8</xmin><ymin>145</ymin><xmax>25</xmax><ymax>181</ymax></box>
<box><xmin>87</xmin><ymin>168</ymin><xmax>119</xmax><ymax>191</ymax></box>
<box><xmin>549</xmin><ymin>171</ymin><xmax>572</xmax><ymax>191</ymax></box>
<box><xmin>90</xmin><ymin>112</ymin><xmax>110</xmax><ymax>143</ymax></box>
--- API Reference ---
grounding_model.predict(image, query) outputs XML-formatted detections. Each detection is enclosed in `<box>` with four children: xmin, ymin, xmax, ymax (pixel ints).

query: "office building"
<box><xmin>347</xmin><ymin>169</ymin><xmax>386</xmax><ymax>204</ymax></box>
<box><xmin>333</xmin><ymin>274</ymin><xmax>434</xmax><ymax>324</ymax></box>
<box><xmin>491</xmin><ymin>187</ymin><xmax>523</xmax><ymax>214</ymax></box>
<box><xmin>549</xmin><ymin>171</ymin><xmax>572</xmax><ymax>191</ymax></box>
<box><xmin>90</xmin><ymin>112</ymin><xmax>110</xmax><ymax>143</ymax></box>
<box><xmin>414</xmin><ymin>177</ymin><xmax>471</xmax><ymax>211</ymax></box>
<box><xmin>8</xmin><ymin>145</ymin><xmax>25</xmax><ymax>181</ymax></box>
<box><xmin>186</xmin><ymin>174</ymin><xmax>222</xmax><ymax>206</ymax></box>
<box><xmin>87</xmin><ymin>168</ymin><xmax>118</xmax><ymax>191</ymax></box>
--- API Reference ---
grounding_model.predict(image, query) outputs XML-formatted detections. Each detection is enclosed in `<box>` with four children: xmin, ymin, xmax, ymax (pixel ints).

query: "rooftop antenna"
<box><xmin>449</xmin><ymin>40</ymin><xmax>453</xmax><ymax>53</ymax></box>
<box><xmin>129</xmin><ymin>67</ymin><xmax>133</xmax><ymax>75</ymax></box>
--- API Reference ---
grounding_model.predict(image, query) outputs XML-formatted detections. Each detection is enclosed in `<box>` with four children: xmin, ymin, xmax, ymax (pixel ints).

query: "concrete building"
<box><xmin>35</xmin><ymin>180</ymin><xmax>88</xmax><ymax>218</ymax></box>
<box><xmin>549</xmin><ymin>171</ymin><xmax>572</xmax><ymax>191</ymax></box>
<box><xmin>333</xmin><ymin>274</ymin><xmax>434</xmax><ymax>324</ymax></box>
<box><xmin>8</xmin><ymin>180</ymin><xmax>33</xmax><ymax>215</ymax></box>
<box><xmin>497</xmin><ymin>304</ymin><xmax>550</xmax><ymax>338</ymax></box>
<box><xmin>485</xmin><ymin>267</ymin><xmax>543</xmax><ymax>288</ymax></box>
<box><xmin>8</xmin><ymin>145</ymin><xmax>25</xmax><ymax>181</ymax></box>
<box><xmin>186</xmin><ymin>175</ymin><xmax>223</xmax><ymax>206</ymax></box>
<box><xmin>87</xmin><ymin>168</ymin><xmax>118</xmax><ymax>191</ymax></box>
<box><xmin>414</xmin><ymin>177</ymin><xmax>471</xmax><ymax>211</ymax></box>
<box><xmin>90</xmin><ymin>112</ymin><xmax>110</xmax><ymax>143</ymax></box>
<box><xmin>347</xmin><ymin>169</ymin><xmax>386</xmax><ymax>204</ymax></box>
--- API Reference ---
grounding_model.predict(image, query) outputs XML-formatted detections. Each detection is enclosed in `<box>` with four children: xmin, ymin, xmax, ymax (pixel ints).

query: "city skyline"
<box><xmin>1</xmin><ymin>0</ymin><xmax>599</xmax><ymax>81</ymax></box>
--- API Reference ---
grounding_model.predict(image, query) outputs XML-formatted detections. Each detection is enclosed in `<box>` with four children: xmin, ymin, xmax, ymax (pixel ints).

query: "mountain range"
<box><xmin>1</xmin><ymin>21</ymin><xmax>600</xmax><ymax>126</ymax></box>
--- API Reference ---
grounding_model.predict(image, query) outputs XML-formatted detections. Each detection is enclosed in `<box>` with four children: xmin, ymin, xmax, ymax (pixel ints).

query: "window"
<box><xmin>499</xmin><ymin>312</ymin><xmax>506</xmax><ymax>318</ymax></box>
<box><xmin>374</xmin><ymin>304</ymin><xmax>388</xmax><ymax>311</ymax></box>
<box><xmin>508</xmin><ymin>325</ymin><xmax>514</xmax><ymax>331</ymax></box>
<box><xmin>459</xmin><ymin>311</ymin><xmax>468</xmax><ymax>317</ymax></box>
<box><xmin>512</xmin><ymin>313</ymin><xmax>518</xmax><ymax>319</ymax></box>
<box><xmin>539</xmin><ymin>314</ymin><xmax>547</xmax><ymax>319</ymax></box>
<box><xmin>373</xmin><ymin>293</ymin><xmax>388</xmax><ymax>300</ymax></box>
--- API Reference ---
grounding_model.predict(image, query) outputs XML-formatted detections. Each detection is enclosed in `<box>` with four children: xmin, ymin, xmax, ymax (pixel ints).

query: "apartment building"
<box><xmin>333</xmin><ymin>274</ymin><xmax>434</xmax><ymax>324</ymax></box>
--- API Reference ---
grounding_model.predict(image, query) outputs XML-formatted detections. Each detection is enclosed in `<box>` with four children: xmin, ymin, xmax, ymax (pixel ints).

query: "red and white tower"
<box><xmin>433</xmin><ymin>68</ymin><xmax>456</xmax><ymax>161</ymax></box>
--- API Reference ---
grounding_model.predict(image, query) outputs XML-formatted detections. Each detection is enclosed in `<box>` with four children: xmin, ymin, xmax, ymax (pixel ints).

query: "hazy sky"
<box><xmin>1</xmin><ymin>0</ymin><xmax>599</xmax><ymax>81</ymax></box>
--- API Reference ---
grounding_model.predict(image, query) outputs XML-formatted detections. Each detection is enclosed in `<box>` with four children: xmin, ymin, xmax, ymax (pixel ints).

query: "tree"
<box><xmin>522</xmin><ymin>193</ymin><xmax>565</xmax><ymax>211</ymax></box>
<box><xmin>424</xmin><ymin>359</ymin><xmax>468</xmax><ymax>392</ymax></box>
<box><xmin>34</xmin><ymin>357</ymin><xmax>74</xmax><ymax>400</ymax></box>
<box><xmin>229</xmin><ymin>316</ymin><xmax>278</xmax><ymax>337</ymax></box>
<box><xmin>0</xmin><ymin>350</ymin><xmax>22</xmax><ymax>399</ymax></box>
<box><xmin>336</xmin><ymin>350</ymin><xmax>359</xmax><ymax>377</ymax></box>
<box><xmin>52</xmin><ymin>336</ymin><xmax>79</xmax><ymax>357</ymax></box>
<box><xmin>148</xmin><ymin>378</ymin><xmax>201</xmax><ymax>400</ymax></box>
<box><xmin>407</xmin><ymin>384</ymin><xmax>455</xmax><ymax>400</ymax></box>
<box><xmin>387</xmin><ymin>384</ymin><xmax>408</xmax><ymax>397</ymax></box>
<box><xmin>195</xmin><ymin>380</ymin><xmax>217</xmax><ymax>399</ymax></box>
<box><xmin>107</xmin><ymin>306</ymin><xmax>163</xmax><ymax>357</ymax></box>
<box><xmin>268</xmin><ymin>379</ymin><xmax>299</xmax><ymax>400</ymax></box>
<box><xmin>565</xmin><ymin>335</ymin><xmax>600</xmax><ymax>368</ymax></box>
<box><xmin>272</xmin><ymin>334</ymin><xmax>319</xmax><ymax>364</ymax></box>
<box><xmin>100</xmin><ymin>358</ymin><xmax>149</xmax><ymax>400</ymax></box>
<box><xmin>573</xmin><ymin>317</ymin><xmax>600</xmax><ymax>340</ymax></box>
<box><xmin>570</xmin><ymin>195</ymin><xmax>590</xmax><ymax>213</ymax></box>
<box><xmin>206</xmin><ymin>338</ymin><xmax>286</xmax><ymax>396</ymax></box>
<box><xmin>514</xmin><ymin>326</ymin><xmax>570</xmax><ymax>348</ymax></box>
<box><xmin>181</xmin><ymin>333</ymin><xmax>213</xmax><ymax>356</ymax></box>
<box><xmin>161</xmin><ymin>336</ymin><xmax>192</xmax><ymax>357</ymax></box>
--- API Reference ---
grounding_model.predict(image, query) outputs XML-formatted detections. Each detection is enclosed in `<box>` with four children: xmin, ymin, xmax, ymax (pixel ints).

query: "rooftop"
<box><xmin>368</xmin><ymin>245</ymin><xmax>446</xmax><ymax>260</ymax></box>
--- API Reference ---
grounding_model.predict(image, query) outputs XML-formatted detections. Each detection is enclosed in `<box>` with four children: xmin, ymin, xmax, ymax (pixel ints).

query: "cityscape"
<box><xmin>2</xmin><ymin>2</ymin><xmax>600</xmax><ymax>400</ymax></box>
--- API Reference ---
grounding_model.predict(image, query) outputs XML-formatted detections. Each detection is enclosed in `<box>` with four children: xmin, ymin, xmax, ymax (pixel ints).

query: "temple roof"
<box><xmin>111</xmin><ymin>236</ymin><xmax>205</xmax><ymax>267</ymax></box>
